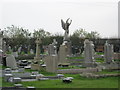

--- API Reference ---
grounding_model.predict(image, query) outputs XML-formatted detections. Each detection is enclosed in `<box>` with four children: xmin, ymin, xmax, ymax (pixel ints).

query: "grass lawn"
<box><xmin>1</xmin><ymin>73</ymin><xmax>119</xmax><ymax>88</ymax></box>
<box><xmin>20</xmin><ymin>76</ymin><xmax>118</xmax><ymax>88</ymax></box>
<box><xmin>94</xmin><ymin>70</ymin><xmax>120</xmax><ymax>74</ymax></box>
<box><xmin>96</xmin><ymin>52</ymin><xmax>104</xmax><ymax>55</ymax></box>
<box><xmin>1</xmin><ymin>64</ymin><xmax>119</xmax><ymax>88</ymax></box>
<box><xmin>67</xmin><ymin>56</ymin><xmax>84</xmax><ymax>59</ymax></box>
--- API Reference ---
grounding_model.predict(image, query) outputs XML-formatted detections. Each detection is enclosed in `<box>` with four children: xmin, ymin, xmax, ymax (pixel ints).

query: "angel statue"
<box><xmin>61</xmin><ymin>18</ymin><xmax>72</xmax><ymax>41</ymax></box>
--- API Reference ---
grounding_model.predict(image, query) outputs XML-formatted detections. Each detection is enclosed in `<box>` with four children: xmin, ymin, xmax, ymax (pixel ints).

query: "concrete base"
<box><xmin>58</xmin><ymin>45</ymin><xmax>68</xmax><ymax>64</ymax></box>
<box><xmin>34</xmin><ymin>57</ymin><xmax>41</xmax><ymax>60</ymax></box>
<box><xmin>102</xmin><ymin>63</ymin><xmax>120</xmax><ymax>70</ymax></box>
<box><xmin>83</xmin><ymin>62</ymin><xmax>97</xmax><ymax>67</ymax></box>
<box><xmin>31</xmin><ymin>64</ymin><xmax>41</xmax><ymax>70</ymax></box>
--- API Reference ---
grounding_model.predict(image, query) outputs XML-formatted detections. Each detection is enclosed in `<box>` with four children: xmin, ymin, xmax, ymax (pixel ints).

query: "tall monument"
<box><xmin>58</xmin><ymin>18</ymin><xmax>72</xmax><ymax>64</ymax></box>
<box><xmin>34</xmin><ymin>38</ymin><xmax>42</xmax><ymax>60</ymax></box>
<box><xmin>31</xmin><ymin>38</ymin><xmax>42</xmax><ymax>70</ymax></box>
<box><xmin>61</xmin><ymin>18</ymin><xmax>72</xmax><ymax>43</ymax></box>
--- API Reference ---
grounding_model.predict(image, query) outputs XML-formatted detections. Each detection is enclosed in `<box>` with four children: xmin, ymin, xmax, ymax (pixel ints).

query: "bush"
<box><xmin>16</xmin><ymin>54</ymin><xmax>35</xmax><ymax>60</ymax></box>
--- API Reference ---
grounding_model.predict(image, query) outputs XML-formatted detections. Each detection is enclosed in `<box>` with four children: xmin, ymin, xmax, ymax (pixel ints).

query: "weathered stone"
<box><xmin>58</xmin><ymin>45</ymin><xmax>68</xmax><ymax>64</ymax></box>
<box><xmin>83</xmin><ymin>39</ymin><xmax>95</xmax><ymax>67</ymax></box>
<box><xmin>4</xmin><ymin>68</ymin><xmax>12</xmax><ymax>74</ymax></box>
<box><xmin>31</xmin><ymin>38</ymin><xmax>42</xmax><ymax>70</ymax></box>
<box><xmin>36</xmin><ymin>74</ymin><xmax>44</xmax><ymax>80</ymax></box>
<box><xmin>104</xmin><ymin>41</ymin><xmax>114</xmax><ymax>64</ymax></box>
<box><xmin>6</xmin><ymin>55</ymin><xmax>17</xmax><ymax>69</ymax></box>
<box><xmin>4</xmin><ymin>74</ymin><xmax>13</xmax><ymax>82</ymax></box>
<box><xmin>48</xmin><ymin>39</ymin><xmax>57</xmax><ymax>55</ymax></box>
<box><xmin>45</xmin><ymin>55</ymin><xmax>58</xmax><ymax>73</ymax></box>
<box><xmin>12</xmin><ymin>77</ymin><xmax>22</xmax><ymax>83</ymax></box>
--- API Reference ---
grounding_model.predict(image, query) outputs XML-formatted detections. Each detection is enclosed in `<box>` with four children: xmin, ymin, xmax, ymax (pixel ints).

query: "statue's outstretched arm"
<box><xmin>66</xmin><ymin>18</ymin><xmax>72</xmax><ymax>25</ymax></box>
<box><xmin>61</xmin><ymin>19</ymin><xmax>66</xmax><ymax>30</ymax></box>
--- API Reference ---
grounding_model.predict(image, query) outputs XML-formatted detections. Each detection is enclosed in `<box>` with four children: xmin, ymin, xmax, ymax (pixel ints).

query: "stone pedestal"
<box><xmin>46</xmin><ymin>55</ymin><xmax>58</xmax><ymax>73</ymax></box>
<box><xmin>58</xmin><ymin>45</ymin><xmax>68</xmax><ymax>64</ymax></box>
<box><xmin>31</xmin><ymin>64</ymin><xmax>41</xmax><ymax>70</ymax></box>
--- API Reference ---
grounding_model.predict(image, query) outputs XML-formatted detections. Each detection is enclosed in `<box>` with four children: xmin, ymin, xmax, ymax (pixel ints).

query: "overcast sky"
<box><xmin>0</xmin><ymin>0</ymin><xmax>119</xmax><ymax>38</ymax></box>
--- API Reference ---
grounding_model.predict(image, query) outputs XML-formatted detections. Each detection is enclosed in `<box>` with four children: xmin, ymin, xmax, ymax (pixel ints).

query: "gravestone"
<box><xmin>4</xmin><ymin>74</ymin><xmax>13</xmax><ymax>82</ymax></box>
<box><xmin>4</xmin><ymin>68</ymin><xmax>12</xmax><ymax>74</ymax></box>
<box><xmin>3</xmin><ymin>41</ymin><xmax>6</xmax><ymax>54</ymax></box>
<box><xmin>34</xmin><ymin>38</ymin><xmax>42</xmax><ymax>60</ymax></box>
<box><xmin>0</xmin><ymin>31</ymin><xmax>3</xmax><ymax>64</ymax></box>
<box><xmin>12</xmin><ymin>77</ymin><xmax>22</xmax><ymax>83</ymax></box>
<box><xmin>48</xmin><ymin>44</ymin><xmax>55</xmax><ymax>55</ymax></box>
<box><xmin>83</xmin><ymin>39</ymin><xmax>95</xmax><ymax>67</ymax></box>
<box><xmin>45</xmin><ymin>55</ymin><xmax>58</xmax><ymax>73</ymax></box>
<box><xmin>8</xmin><ymin>46</ymin><xmax>12</xmax><ymax>52</ymax></box>
<box><xmin>58</xmin><ymin>44</ymin><xmax>68</xmax><ymax>64</ymax></box>
<box><xmin>6</xmin><ymin>55</ymin><xmax>17</xmax><ymax>69</ymax></box>
<box><xmin>58</xmin><ymin>18</ymin><xmax>73</xmax><ymax>65</ymax></box>
<box><xmin>104</xmin><ymin>41</ymin><xmax>114</xmax><ymax>64</ymax></box>
<box><xmin>30</xmin><ymin>49</ymin><xmax>34</xmax><ymax>54</ymax></box>
<box><xmin>31</xmin><ymin>38</ymin><xmax>42</xmax><ymax>70</ymax></box>
<box><xmin>18</xmin><ymin>46</ymin><xmax>22</xmax><ymax>54</ymax></box>
<box><xmin>48</xmin><ymin>39</ymin><xmax>57</xmax><ymax>55</ymax></box>
<box><xmin>0</xmin><ymin>31</ymin><xmax>3</xmax><ymax>50</ymax></box>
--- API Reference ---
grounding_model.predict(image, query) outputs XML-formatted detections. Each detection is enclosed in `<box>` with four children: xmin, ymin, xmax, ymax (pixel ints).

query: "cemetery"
<box><xmin>0</xmin><ymin>18</ymin><xmax>120</xmax><ymax>89</ymax></box>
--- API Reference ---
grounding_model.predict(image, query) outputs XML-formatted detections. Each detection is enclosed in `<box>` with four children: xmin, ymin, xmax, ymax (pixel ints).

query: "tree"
<box><xmin>72</xmin><ymin>28</ymin><xmax>100</xmax><ymax>39</ymax></box>
<box><xmin>4</xmin><ymin>25</ymin><xmax>31</xmax><ymax>38</ymax></box>
<box><xmin>33</xmin><ymin>29</ymin><xmax>51</xmax><ymax>38</ymax></box>
<box><xmin>3</xmin><ymin>25</ymin><xmax>31</xmax><ymax>52</ymax></box>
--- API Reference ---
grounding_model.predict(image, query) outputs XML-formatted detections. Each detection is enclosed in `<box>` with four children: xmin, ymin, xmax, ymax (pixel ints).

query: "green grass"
<box><xmin>67</xmin><ymin>56</ymin><xmax>84</xmax><ymax>59</ymax></box>
<box><xmin>59</xmin><ymin>65</ymin><xmax>85</xmax><ymax>69</ymax></box>
<box><xmin>96</xmin><ymin>52</ymin><xmax>104</xmax><ymax>55</ymax></box>
<box><xmin>0</xmin><ymin>77</ymin><xmax>14</xmax><ymax>87</ymax></box>
<box><xmin>1</xmin><ymin>71</ymin><xmax>119</xmax><ymax>88</ymax></box>
<box><xmin>0</xmin><ymin>64</ymin><xmax>10</xmax><ymax>70</ymax></box>
<box><xmin>1</xmin><ymin>65</ymin><xmax>119</xmax><ymax>88</ymax></box>
<box><xmin>19</xmin><ymin>76</ymin><xmax>119</xmax><ymax>88</ymax></box>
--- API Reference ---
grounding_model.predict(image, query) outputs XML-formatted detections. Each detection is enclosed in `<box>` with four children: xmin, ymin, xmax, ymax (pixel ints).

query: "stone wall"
<box><xmin>57</xmin><ymin>68</ymin><xmax>98</xmax><ymax>74</ymax></box>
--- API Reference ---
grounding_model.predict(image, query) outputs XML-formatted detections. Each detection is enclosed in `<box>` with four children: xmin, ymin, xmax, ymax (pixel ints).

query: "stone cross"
<box><xmin>52</xmin><ymin>39</ymin><xmax>57</xmax><ymax>55</ymax></box>
<box><xmin>34</xmin><ymin>38</ymin><xmax>42</xmax><ymax>60</ymax></box>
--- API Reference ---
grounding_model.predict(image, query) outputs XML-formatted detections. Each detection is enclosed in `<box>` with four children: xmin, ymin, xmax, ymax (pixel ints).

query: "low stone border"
<box><xmin>80</xmin><ymin>73</ymin><xmax>120</xmax><ymax>78</ymax></box>
<box><xmin>57</xmin><ymin>68</ymin><xmax>98</xmax><ymax>74</ymax></box>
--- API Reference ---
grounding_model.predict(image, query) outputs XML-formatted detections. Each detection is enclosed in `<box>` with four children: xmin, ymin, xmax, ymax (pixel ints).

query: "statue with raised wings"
<box><xmin>61</xmin><ymin>18</ymin><xmax>72</xmax><ymax>41</ymax></box>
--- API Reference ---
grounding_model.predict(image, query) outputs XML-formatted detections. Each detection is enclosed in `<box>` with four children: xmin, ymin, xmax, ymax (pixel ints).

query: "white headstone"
<box><xmin>30</xmin><ymin>49</ymin><xmax>34</xmax><ymax>54</ymax></box>
<box><xmin>104</xmin><ymin>41</ymin><xmax>113</xmax><ymax>64</ymax></box>
<box><xmin>83</xmin><ymin>39</ymin><xmax>95</xmax><ymax>67</ymax></box>
<box><xmin>46</xmin><ymin>55</ymin><xmax>58</xmax><ymax>73</ymax></box>
<box><xmin>6</xmin><ymin>55</ymin><xmax>17</xmax><ymax>69</ymax></box>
